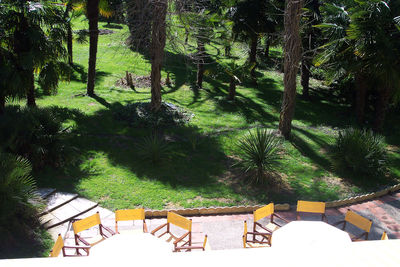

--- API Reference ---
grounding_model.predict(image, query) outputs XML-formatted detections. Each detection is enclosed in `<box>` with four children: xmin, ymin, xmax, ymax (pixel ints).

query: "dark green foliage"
<box><xmin>0</xmin><ymin>153</ymin><xmax>51</xmax><ymax>258</ymax></box>
<box><xmin>236</xmin><ymin>129</ymin><xmax>282</xmax><ymax>184</ymax></box>
<box><xmin>137</xmin><ymin>134</ymin><xmax>171</xmax><ymax>165</ymax></box>
<box><xmin>0</xmin><ymin>106</ymin><xmax>76</xmax><ymax>169</ymax></box>
<box><xmin>331</xmin><ymin>128</ymin><xmax>388</xmax><ymax>179</ymax></box>
<box><xmin>114</xmin><ymin>102</ymin><xmax>193</xmax><ymax>127</ymax></box>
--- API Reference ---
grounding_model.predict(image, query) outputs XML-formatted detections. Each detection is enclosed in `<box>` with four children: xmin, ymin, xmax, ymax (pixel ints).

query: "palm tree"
<box><xmin>0</xmin><ymin>0</ymin><xmax>70</xmax><ymax>107</ymax></box>
<box><xmin>86</xmin><ymin>0</ymin><xmax>111</xmax><ymax>96</ymax></box>
<box><xmin>278</xmin><ymin>0</ymin><xmax>304</xmax><ymax>139</ymax></box>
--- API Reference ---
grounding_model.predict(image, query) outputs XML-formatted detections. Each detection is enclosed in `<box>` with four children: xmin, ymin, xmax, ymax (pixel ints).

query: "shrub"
<box><xmin>114</xmin><ymin>102</ymin><xmax>193</xmax><ymax>127</ymax></box>
<box><xmin>137</xmin><ymin>134</ymin><xmax>171</xmax><ymax>165</ymax></box>
<box><xmin>236</xmin><ymin>128</ymin><xmax>282</xmax><ymax>184</ymax></box>
<box><xmin>0</xmin><ymin>106</ymin><xmax>76</xmax><ymax>169</ymax></box>
<box><xmin>331</xmin><ymin>128</ymin><xmax>387</xmax><ymax>179</ymax></box>
<box><xmin>0</xmin><ymin>152</ymin><xmax>50</xmax><ymax>258</ymax></box>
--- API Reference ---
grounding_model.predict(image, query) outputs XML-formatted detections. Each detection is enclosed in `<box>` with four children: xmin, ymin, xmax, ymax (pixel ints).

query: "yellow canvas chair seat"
<box><xmin>115</xmin><ymin>208</ymin><xmax>147</xmax><ymax>234</ymax></box>
<box><xmin>72</xmin><ymin>212</ymin><xmax>115</xmax><ymax>248</ymax></box>
<box><xmin>151</xmin><ymin>212</ymin><xmax>207</xmax><ymax>252</ymax></box>
<box><xmin>296</xmin><ymin>200</ymin><xmax>327</xmax><ymax>221</ymax></box>
<box><xmin>334</xmin><ymin>209</ymin><xmax>372</xmax><ymax>241</ymax></box>
<box><xmin>49</xmin><ymin>234</ymin><xmax>90</xmax><ymax>257</ymax></box>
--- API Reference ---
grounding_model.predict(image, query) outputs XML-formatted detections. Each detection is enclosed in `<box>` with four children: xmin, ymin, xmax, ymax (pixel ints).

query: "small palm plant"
<box><xmin>236</xmin><ymin>128</ymin><xmax>282</xmax><ymax>184</ymax></box>
<box><xmin>331</xmin><ymin>127</ymin><xmax>387</xmax><ymax>179</ymax></box>
<box><xmin>137</xmin><ymin>134</ymin><xmax>170</xmax><ymax>165</ymax></box>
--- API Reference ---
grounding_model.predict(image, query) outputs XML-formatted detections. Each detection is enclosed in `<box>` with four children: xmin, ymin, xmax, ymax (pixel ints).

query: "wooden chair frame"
<box><xmin>175</xmin><ymin>235</ymin><xmax>208</xmax><ymax>252</ymax></box>
<box><xmin>334</xmin><ymin>209</ymin><xmax>372</xmax><ymax>241</ymax></box>
<box><xmin>72</xmin><ymin>211</ymin><xmax>115</xmax><ymax>253</ymax></box>
<box><xmin>151</xmin><ymin>212</ymin><xmax>205</xmax><ymax>252</ymax></box>
<box><xmin>50</xmin><ymin>234</ymin><xmax>91</xmax><ymax>257</ymax></box>
<box><xmin>243</xmin><ymin>220</ymin><xmax>272</xmax><ymax>248</ymax></box>
<box><xmin>296</xmin><ymin>200</ymin><xmax>327</xmax><ymax>222</ymax></box>
<box><xmin>115</xmin><ymin>208</ymin><xmax>148</xmax><ymax>233</ymax></box>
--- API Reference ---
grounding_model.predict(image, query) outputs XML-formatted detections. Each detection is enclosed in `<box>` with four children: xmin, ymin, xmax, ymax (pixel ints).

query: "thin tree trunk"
<box><xmin>0</xmin><ymin>95</ymin><xmax>5</xmax><ymax>114</ymax></box>
<box><xmin>279</xmin><ymin>0</ymin><xmax>303</xmax><ymax>139</ymax></box>
<box><xmin>65</xmin><ymin>2</ymin><xmax>73</xmax><ymax>65</ymax></box>
<box><xmin>355</xmin><ymin>72</ymin><xmax>367</xmax><ymax>125</ymax></box>
<box><xmin>150</xmin><ymin>0</ymin><xmax>167</xmax><ymax>112</ymax></box>
<box><xmin>225</xmin><ymin>45</ymin><xmax>231</xmax><ymax>57</ymax></box>
<box><xmin>373</xmin><ymin>88</ymin><xmax>391</xmax><ymax>132</ymax></box>
<box><xmin>197</xmin><ymin>40</ymin><xmax>205</xmax><ymax>88</ymax></box>
<box><xmin>67</xmin><ymin>23</ymin><xmax>73</xmax><ymax>65</ymax></box>
<box><xmin>264</xmin><ymin>34</ymin><xmax>271</xmax><ymax>58</ymax></box>
<box><xmin>228</xmin><ymin>77</ymin><xmax>236</xmax><ymax>100</ymax></box>
<box><xmin>87</xmin><ymin>0</ymin><xmax>99</xmax><ymax>96</ymax></box>
<box><xmin>249</xmin><ymin>34</ymin><xmax>258</xmax><ymax>78</ymax></box>
<box><xmin>301</xmin><ymin>59</ymin><xmax>310</xmax><ymax>98</ymax></box>
<box><xmin>26</xmin><ymin>71</ymin><xmax>36</xmax><ymax>107</ymax></box>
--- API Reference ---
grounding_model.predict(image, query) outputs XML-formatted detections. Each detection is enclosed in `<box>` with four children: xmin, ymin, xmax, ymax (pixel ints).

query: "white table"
<box><xmin>90</xmin><ymin>233</ymin><xmax>173</xmax><ymax>257</ymax></box>
<box><xmin>272</xmin><ymin>221</ymin><xmax>351</xmax><ymax>248</ymax></box>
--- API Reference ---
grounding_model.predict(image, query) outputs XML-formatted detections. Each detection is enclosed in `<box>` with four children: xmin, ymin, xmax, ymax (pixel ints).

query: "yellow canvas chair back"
<box><xmin>381</xmin><ymin>231</ymin><xmax>389</xmax><ymax>240</ymax></box>
<box><xmin>168</xmin><ymin>211</ymin><xmax>192</xmax><ymax>231</ymax></box>
<box><xmin>49</xmin><ymin>234</ymin><xmax>64</xmax><ymax>257</ymax></box>
<box><xmin>115</xmin><ymin>208</ymin><xmax>147</xmax><ymax>233</ymax></box>
<box><xmin>73</xmin><ymin>213</ymin><xmax>101</xmax><ymax>234</ymax></box>
<box><xmin>254</xmin><ymin>203</ymin><xmax>274</xmax><ymax>222</ymax></box>
<box><xmin>345</xmin><ymin>210</ymin><xmax>372</xmax><ymax>233</ymax></box>
<box><xmin>297</xmin><ymin>200</ymin><xmax>326</xmax><ymax>221</ymax></box>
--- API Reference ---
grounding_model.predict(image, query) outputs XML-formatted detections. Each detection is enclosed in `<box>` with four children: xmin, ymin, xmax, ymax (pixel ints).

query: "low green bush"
<box><xmin>137</xmin><ymin>134</ymin><xmax>171</xmax><ymax>165</ymax></box>
<box><xmin>331</xmin><ymin>128</ymin><xmax>387</xmax><ymax>179</ymax></box>
<box><xmin>114</xmin><ymin>102</ymin><xmax>193</xmax><ymax>127</ymax></box>
<box><xmin>236</xmin><ymin>128</ymin><xmax>282</xmax><ymax>184</ymax></box>
<box><xmin>0</xmin><ymin>152</ymin><xmax>52</xmax><ymax>258</ymax></box>
<box><xmin>0</xmin><ymin>106</ymin><xmax>76</xmax><ymax>169</ymax></box>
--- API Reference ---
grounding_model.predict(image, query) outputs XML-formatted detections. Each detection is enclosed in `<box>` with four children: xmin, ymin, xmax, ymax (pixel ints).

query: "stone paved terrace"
<box><xmin>51</xmin><ymin>191</ymin><xmax>400</xmax><ymax>250</ymax></box>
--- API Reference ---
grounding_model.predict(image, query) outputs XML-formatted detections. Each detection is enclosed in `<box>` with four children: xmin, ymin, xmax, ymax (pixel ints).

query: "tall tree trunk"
<box><xmin>197</xmin><ymin>39</ymin><xmax>205</xmax><ymax>88</ymax></box>
<box><xmin>279</xmin><ymin>0</ymin><xmax>303</xmax><ymax>139</ymax></box>
<box><xmin>264</xmin><ymin>34</ymin><xmax>271</xmax><ymax>58</ymax></box>
<box><xmin>355</xmin><ymin>72</ymin><xmax>367</xmax><ymax>125</ymax></box>
<box><xmin>0</xmin><ymin>95</ymin><xmax>5</xmax><ymax>114</ymax></box>
<box><xmin>228</xmin><ymin>77</ymin><xmax>236</xmax><ymax>100</ymax></box>
<box><xmin>26</xmin><ymin>71</ymin><xmax>36</xmax><ymax>107</ymax></box>
<box><xmin>249</xmin><ymin>34</ymin><xmax>258</xmax><ymax>78</ymax></box>
<box><xmin>67</xmin><ymin>23</ymin><xmax>73</xmax><ymax>65</ymax></box>
<box><xmin>150</xmin><ymin>0</ymin><xmax>167</xmax><ymax>112</ymax></box>
<box><xmin>373</xmin><ymin>87</ymin><xmax>391</xmax><ymax>132</ymax></box>
<box><xmin>301</xmin><ymin>59</ymin><xmax>310</xmax><ymax>98</ymax></box>
<box><xmin>65</xmin><ymin>2</ymin><xmax>73</xmax><ymax>65</ymax></box>
<box><xmin>87</xmin><ymin>0</ymin><xmax>100</xmax><ymax>96</ymax></box>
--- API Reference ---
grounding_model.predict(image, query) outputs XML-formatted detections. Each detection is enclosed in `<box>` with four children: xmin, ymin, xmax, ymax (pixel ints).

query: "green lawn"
<box><xmin>28</xmin><ymin>17</ymin><xmax>400</xmax><ymax>211</ymax></box>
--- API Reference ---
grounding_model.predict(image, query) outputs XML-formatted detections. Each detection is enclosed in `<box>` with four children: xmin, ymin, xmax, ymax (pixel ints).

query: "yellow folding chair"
<box><xmin>296</xmin><ymin>200</ymin><xmax>327</xmax><ymax>221</ymax></box>
<box><xmin>49</xmin><ymin>234</ymin><xmax>90</xmax><ymax>257</ymax></box>
<box><xmin>151</xmin><ymin>212</ymin><xmax>207</xmax><ymax>252</ymax></box>
<box><xmin>243</xmin><ymin>220</ymin><xmax>272</xmax><ymax>248</ymax></box>
<box><xmin>334</xmin><ymin>210</ymin><xmax>372</xmax><ymax>241</ymax></box>
<box><xmin>242</xmin><ymin>203</ymin><xmax>288</xmax><ymax>248</ymax></box>
<box><xmin>115</xmin><ymin>208</ymin><xmax>148</xmax><ymax>234</ymax></box>
<box><xmin>381</xmin><ymin>231</ymin><xmax>389</xmax><ymax>240</ymax></box>
<box><xmin>72</xmin><ymin>212</ymin><xmax>115</xmax><ymax>249</ymax></box>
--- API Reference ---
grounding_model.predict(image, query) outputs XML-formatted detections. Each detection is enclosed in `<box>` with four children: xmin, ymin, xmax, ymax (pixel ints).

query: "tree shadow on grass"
<box><xmin>70</xmin><ymin>63</ymin><xmax>111</xmax><ymax>84</ymax></box>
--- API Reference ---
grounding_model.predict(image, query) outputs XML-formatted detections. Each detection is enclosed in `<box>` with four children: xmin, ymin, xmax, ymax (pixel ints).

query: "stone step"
<box><xmin>39</xmin><ymin>192</ymin><xmax>79</xmax><ymax>216</ymax></box>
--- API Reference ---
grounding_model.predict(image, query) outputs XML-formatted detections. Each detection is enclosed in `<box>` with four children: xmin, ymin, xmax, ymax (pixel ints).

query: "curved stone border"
<box><xmin>144</xmin><ymin>184</ymin><xmax>400</xmax><ymax>218</ymax></box>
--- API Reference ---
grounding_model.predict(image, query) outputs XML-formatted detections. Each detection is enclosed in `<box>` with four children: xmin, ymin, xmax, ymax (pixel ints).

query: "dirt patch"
<box><xmin>116</xmin><ymin>74</ymin><xmax>166</xmax><ymax>89</ymax></box>
<box><xmin>186</xmin><ymin>196</ymin><xmax>233</xmax><ymax>204</ymax></box>
<box><xmin>322</xmin><ymin>175</ymin><xmax>354</xmax><ymax>196</ymax></box>
<box><xmin>164</xmin><ymin>202</ymin><xmax>184</xmax><ymax>210</ymax></box>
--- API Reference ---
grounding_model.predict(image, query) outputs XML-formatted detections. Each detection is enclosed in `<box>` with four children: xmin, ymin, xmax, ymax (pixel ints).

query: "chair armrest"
<box><xmin>173</xmin><ymin>232</ymin><xmax>190</xmax><ymax>245</ymax></box>
<box><xmin>333</xmin><ymin>220</ymin><xmax>345</xmax><ymax>227</ymax></box>
<box><xmin>76</xmin><ymin>235</ymin><xmax>91</xmax><ymax>246</ymax></box>
<box><xmin>254</xmin><ymin>222</ymin><xmax>273</xmax><ymax>233</ymax></box>
<box><xmin>245</xmin><ymin>231</ymin><xmax>272</xmax><ymax>238</ymax></box>
<box><xmin>274</xmin><ymin>213</ymin><xmax>289</xmax><ymax>223</ymax></box>
<box><xmin>100</xmin><ymin>224</ymin><xmax>115</xmax><ymax>237</ymax></box>
<box><xmin>151</xmin><ymin>223</ymin><xmax>168</xmax><ymax>235</ymax></box>
<box><xmin>64</xmin><ymin>245</ymin><xmax>91</xmax><ymax>250</ymax></box>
